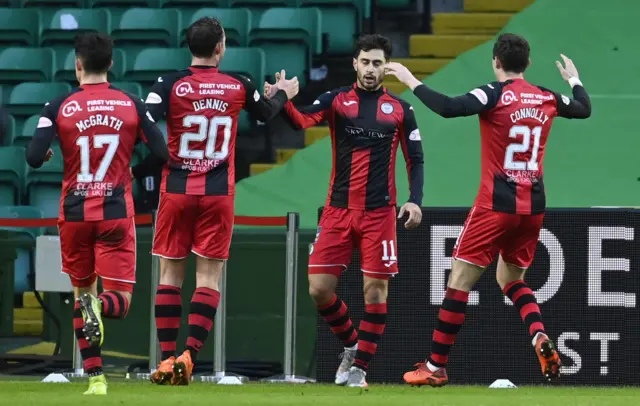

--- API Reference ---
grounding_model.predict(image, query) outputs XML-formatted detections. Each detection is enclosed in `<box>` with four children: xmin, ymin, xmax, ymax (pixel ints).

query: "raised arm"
<box><xmin>282</xmin><ymin>90</ymin><xmax>338</xmax><ymax>129</ymax></box>
<box><xmin>230</xmin><ymin>73</ymin><xmax>292</xmax><ymax>122</ymax></box>
<box><xmin>385</xmin><ymin>62</ymin><xmax>501</xmax><ymax>118</ymax></box>
<box><xmin>552</xmin><ymin>54</ymin><xmax>591</xmax><ymax>119</ymax></box>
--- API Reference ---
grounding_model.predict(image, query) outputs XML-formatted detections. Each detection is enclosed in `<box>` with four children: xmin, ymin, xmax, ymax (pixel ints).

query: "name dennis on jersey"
<box><xmin>510</xmin><ymin>108</ymin><xmax>549</xmax><ymax>125</ymax></box>
<box><xmin>193</xmin><ymin>98</ymin><xmax>228</xmax><ymax>113</ymax></box>
<box><xmin>76</xmin><ymin>115</ymin><xmax>124</xmax><ymax>132</ymax></box>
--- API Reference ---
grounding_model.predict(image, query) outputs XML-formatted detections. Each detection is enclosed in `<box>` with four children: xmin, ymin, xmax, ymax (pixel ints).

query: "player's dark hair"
<box><xmin>186</xmin><ymin>17</ymin><xmax>224</xmax><ymax>58</ymax></box>
<box><xmin>354</xmin><ymin>34</ymin><xmax>392</xmax><ymax>60</ymax></box>
<box><xmin>492</xmin><ymin>33</ymin><xmax>530</xmax><ymax>73</ymax></box>
<box><xmin>74</xmin><ymin>32</ymin><xmax>113</xmax><ymax>74</ymax></box>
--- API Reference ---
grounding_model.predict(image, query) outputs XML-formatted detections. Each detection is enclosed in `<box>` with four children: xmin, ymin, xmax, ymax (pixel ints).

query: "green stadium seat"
<box><xmin>7</xmin><ymin>83</ymin><xmax>72</xmax><ymax>117</ymax></box>
<box><xmin>87</xmin><ymin>0</ymin><xmax>158</xmax><ymax>9</ymax></box>
<box><xmin>26</xmin><ymin>144</ymin><xmax>63</xmax><ymax>221</ymax></box>
<box><xmin>222</xmin><ymin>47</ymin><xmax>266</xmax><ymax>87</ymax></box>
<box><xmin>0</xmin><ymin>205</ymin><xmax>43</xmax><ymax>241</ymax></box>
<box><xmin>377</xmin><ymin>0</ymin><xmax>411</xmax><ymax>7</ymax></box>
<box><xmin>300</xmin><ymin>1</ymin><xmax>359</xmax><ymax>54</ymax></box>
<box><xmin>111</xmin><ymin>81</ymin><xmax>143</xmax><ymax>98</ymax></box>
<box><xmin>41</xmin><ymin>9</ymin><xmax>111</xmax><ymax>47</ymax></box>
<box><xmin>0</xmin><ymin>48</ymin><xmax>55</xmax><ymax>83</ymax></box>
<box><xmin>11</xmin><ymin>114</ymin><xmax>39</xmax><ymax>148</ymax></box>
<box><xmin>0</xmin><ymin>9</ymin><xmax>39</xmax><ymax>46</ymax></box>
<box><xmin>0</xmin><ymin>146</ymin><xmax>26</xmax><ymax>205</ymax></box>
<box><xmin>249</xmin><ymin>8</ymin><xmax>322</xmax><ymax>86</ymax></box>
<box><xmin>161</xmin><ymin>0</ymin><xmax>228</xmax><ymax>8</ymax></box>
<box><xmin>183</xmin><ymin>8</ymin><xmax>252</xmax><ymax>47</ymax></box>
<box><xmin>111</xmin><ymin>8</ymin><xmax>180</xmax><ymax>48</ymax></box>
<box><xmin>125</xmin><ymin>47</ymin><xmax>189</xmax><ymax>82</ymax></box>
<box><xmin>230</xmin><ymin>0</ymin><xmax>296</xmax><ymax>8</ymax></box>
<box><xmin>19</xmin><ymin>0</ymin><xmax>83</xmax><ymax>9</ymax></box>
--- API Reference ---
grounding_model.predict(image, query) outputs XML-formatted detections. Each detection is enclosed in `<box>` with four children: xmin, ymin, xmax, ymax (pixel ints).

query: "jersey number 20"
<box><xmin>504</xmin><ymin>125</ymin><xmax>542</xmax><ymax>171</ymax></box>
<box><xmin>178</xmin><ymin>115</ymin><xmax>232</xmax><ymax>160</ymax></box>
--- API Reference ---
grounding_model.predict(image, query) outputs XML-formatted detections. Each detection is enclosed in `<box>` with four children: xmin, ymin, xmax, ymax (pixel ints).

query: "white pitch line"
<box><xmin>590</xmin><ymin>94</ymin><xmax>640</xmax><ymax>99</ymax></box>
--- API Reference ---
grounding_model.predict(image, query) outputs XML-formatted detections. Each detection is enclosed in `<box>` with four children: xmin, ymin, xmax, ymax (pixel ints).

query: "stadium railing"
<box><xmin>0</xmin><ymin>211</ymin><xmax>313</xmax><ymax>384</ymax></box>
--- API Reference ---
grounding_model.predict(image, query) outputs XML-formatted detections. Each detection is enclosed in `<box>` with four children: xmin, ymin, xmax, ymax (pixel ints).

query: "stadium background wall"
<box><xmin>316</xmin><ymin>208</ymin><xmax>640</xmax><ymax>385</ymax></box>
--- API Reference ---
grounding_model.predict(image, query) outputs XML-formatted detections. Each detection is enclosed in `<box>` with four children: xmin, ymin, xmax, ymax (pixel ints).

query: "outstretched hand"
<box><xmin>264</xmin><ymin>70</ymin><xmax>299</xmax><ymax>100</ymax></box>
<box><xmin>555</xmin><ymin>54</ymin><xmax>579</xmax><ymax>82</ymax></box>
<box><xmin>385</xmin><ymin>62</ymin><xmax>422</xmax><ymax>90</ymax></box>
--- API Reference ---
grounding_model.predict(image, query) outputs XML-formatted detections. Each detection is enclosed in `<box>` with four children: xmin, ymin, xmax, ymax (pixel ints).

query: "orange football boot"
<box><xmin>172</xmin><ymin>350</ymin><xmax>194</xmax><ymax>385</ymax></box>
<box><xmin>150</xmin><ymin>356</ymin><xmax>175</xmax><ymax>385</ymax></box>
<box><xmin>535</xmin><ymin>334</ymin><xmax>561</xmax><ymax>382</ymax></box>
<box><xmin>403</xmin><ymin>362</ymin><xmax>449</xmax><ymax>387</ymax></box>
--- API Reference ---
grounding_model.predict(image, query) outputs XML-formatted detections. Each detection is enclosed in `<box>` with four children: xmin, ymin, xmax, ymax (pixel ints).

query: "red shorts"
<box><xmin>453</xmin><ymin>206</ymin><xmax>544</xmax><ymax>269</ymax></box>
<box><xmin>152</xmin><ymin>193</ymin><xmax>234</xmax><ymax>260</ymax></box>
<box><xmin>309</xmin><ymin>205</ymin><xmax>398</xmax><ymax>280</ymax></box>
<box><xmin>58</xmin><ymin>217</ymin><xmax>136</xmax><ymax>292</ymax></box>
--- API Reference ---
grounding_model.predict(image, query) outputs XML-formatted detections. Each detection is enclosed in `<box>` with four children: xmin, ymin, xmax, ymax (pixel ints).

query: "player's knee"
<box><xmin>159</xmin><ymin>257</ymin><xmax>187</xmax><ymax>287</ymax></box>
<box><xmin>308</xmin><ymin>283</ymin><xmax>334</xmax><ymax>305</ymax></box>
<box><xmin>448</xmin><ymin>260</ymin><xmax>482</xmax><ymax>292</ymax></box>
<box><xmin>496</xmin><ymin>260</ymin><xmax>526</xmax><ymax>290</ymax></box>
<box><xmin>195</xmin><ymin>259</ymin><xmax>224</xmax><ymax>290</ymax></box>
<box><xmin>363</xmin><ymin>278</ymin><xmax>388</xmax><ymax>304</ymax></box>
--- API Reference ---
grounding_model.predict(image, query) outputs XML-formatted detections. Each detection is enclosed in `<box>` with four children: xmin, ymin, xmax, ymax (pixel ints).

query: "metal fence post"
<box><xmin>133</xmin><ymin>210</ymin><xmax>161</xmax><ymax>380</ymax></box>
<box><xmin>263</xmin><ymin>212</ymin><xmax>314</xmax><ymax>383</ymax></box>
<box><xmin>200</xmin><ymin>260</ymin><xmax>247</xmax><ymax>384</ymax></box>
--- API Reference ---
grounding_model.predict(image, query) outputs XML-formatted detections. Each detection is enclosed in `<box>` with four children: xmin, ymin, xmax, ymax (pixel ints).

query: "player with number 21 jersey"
<box><xmin>386</xmin><ymin>33</ymin><xmax>591</xmax><ymax>387</ymax></box>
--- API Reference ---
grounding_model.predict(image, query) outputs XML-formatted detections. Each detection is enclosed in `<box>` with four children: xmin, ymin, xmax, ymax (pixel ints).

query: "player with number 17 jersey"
<box><xmin>143</xmin><ymin>67</ymin><xmax>288</xmax><ymax>260</ymax></box>
<box><xmin>26</xmin><ymin>82</ymin><xmax>169</xmax><ymax>286</ymax></box>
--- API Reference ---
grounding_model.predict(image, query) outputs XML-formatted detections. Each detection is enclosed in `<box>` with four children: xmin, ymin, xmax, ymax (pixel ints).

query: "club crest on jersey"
<box><xmin>501</xmin><ymin>90</ymin><xmax>518</xmax><ymax>106</ymax></box>
<box><xmin>62</xmin><ymin>100</ymin><xmax>82</xmax><ymax>118</ymax></box>
<box><xmin>175</xmin><ymin>82</ymin><xmax>195</xmax><ymax>97</ymax></box>
<box><xmin>381</xmin><ymin>102</ymin><xmax>394</xmax><ymax>114</ymax></box>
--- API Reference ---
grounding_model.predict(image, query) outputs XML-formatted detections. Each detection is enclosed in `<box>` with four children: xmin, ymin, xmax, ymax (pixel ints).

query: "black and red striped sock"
<box><xmin>317</xmin><ymin>294</ymin><xmax>358</xmax><ymax>348</ymax></box>
<box><xmin>353</xmin><ymin>302</ymin><xmax>387</xmax><ymax>371</ymax></box>
<box><xmin>503</xmin><ymin>280</ymin><xmax>546</xmax><ymax>339</ymax></box>
<box><xmin>98</xmin><ymin>291</ymin><xmax>130</xmax><ymax>319</ymax></box>
<box><xmin>73</xmin><ymin>301</ymin><xmax>103</xmax><ymax>375</ymax></box>
<box><xmin>186</xmin><ymin>287</ymin><xmax>220</xmax><ymax>360</ymax></box>
<box><xmin>428</xmin><ymin>288</ymin><xmax>468</xmax><ymax>369</ymax></box>
<box><xmin>155</xmin><ymin>285</ymin><xmax>182</xmax><ymax>360</ymax></box>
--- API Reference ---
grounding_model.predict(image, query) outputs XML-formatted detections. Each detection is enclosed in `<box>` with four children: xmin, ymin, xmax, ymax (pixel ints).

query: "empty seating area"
<box><xmin>0</xmin><ymin>1</ymin><xmax>369</xmax><ymax>300</ymax></box>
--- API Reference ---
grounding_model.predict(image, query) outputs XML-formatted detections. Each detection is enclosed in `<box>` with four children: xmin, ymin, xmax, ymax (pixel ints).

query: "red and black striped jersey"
<box><xmin>144</xmin><ymin>66</ymin><xmax>288</xmax><ymax>196</ymax></box>
<box><xmin>284</xmin><ymin>84</ymin><xmax>424</xmax><ymax>210</ymax></box>
<box><xmin>26</xmin><ymin>82</ymin><xmax>169</xmax><ymax>222</ymax></box>
<box><xmin>413</xmin><ymin>78</ymin><xmax>591</xmax><ymax>215</ymax></box>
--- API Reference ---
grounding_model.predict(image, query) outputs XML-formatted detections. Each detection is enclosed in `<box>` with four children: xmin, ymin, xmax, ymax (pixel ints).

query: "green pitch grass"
<box><xmin>2</xmin><ymin>380</ymin><xmax>640</xmax><ymax>406</ymax></box>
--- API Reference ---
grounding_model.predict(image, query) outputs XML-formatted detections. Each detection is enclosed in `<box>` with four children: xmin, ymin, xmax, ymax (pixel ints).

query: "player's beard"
<box><xmin>357</xmin><ymin>71</ymin><xmax>382</xmax><ymax>91</ymax></box>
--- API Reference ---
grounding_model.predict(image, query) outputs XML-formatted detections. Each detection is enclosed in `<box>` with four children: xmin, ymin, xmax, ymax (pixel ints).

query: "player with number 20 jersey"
<box><xmin>140</xmin><ymin>17</ymin><xmax>297</xmax><ymax>386</ymax></box>
<box><xmin>386</xmin><ymin>33</ymin><xmax>591</xmax><ymax>386</ymax></box>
